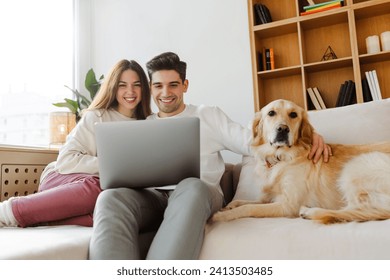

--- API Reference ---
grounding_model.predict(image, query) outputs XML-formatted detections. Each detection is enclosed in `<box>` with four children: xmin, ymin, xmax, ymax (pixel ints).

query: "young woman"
<box><xmin>0</xmin><ymin>59</ymin><xmax>151</xmax><ymax>227</ymax></box>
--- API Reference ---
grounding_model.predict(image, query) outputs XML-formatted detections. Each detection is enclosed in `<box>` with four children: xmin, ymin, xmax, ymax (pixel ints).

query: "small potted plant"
<box><xmin>53</xmin><ymin>68</ymin><xmax>104</xmax><ymax>122</ymax></box>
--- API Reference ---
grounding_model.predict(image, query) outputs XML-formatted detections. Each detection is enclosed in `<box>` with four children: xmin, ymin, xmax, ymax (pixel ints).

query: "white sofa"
<box><xmin>1</xmin><ymin>98</ymin><xmax>389</xmax><ymax>259</ymax></box>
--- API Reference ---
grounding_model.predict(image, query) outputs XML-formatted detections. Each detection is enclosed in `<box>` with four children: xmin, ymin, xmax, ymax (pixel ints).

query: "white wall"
<box><xmin>77</xmin><ymin>0</ymin><xmax>254</xmax><ymax>163</ymax></box>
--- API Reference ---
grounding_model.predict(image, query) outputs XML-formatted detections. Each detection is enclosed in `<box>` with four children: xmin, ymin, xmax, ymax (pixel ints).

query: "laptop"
<box><xmin>95</xmin><ymin>117</ymin><xmax>200</xmax><ymax>190</ymax></box>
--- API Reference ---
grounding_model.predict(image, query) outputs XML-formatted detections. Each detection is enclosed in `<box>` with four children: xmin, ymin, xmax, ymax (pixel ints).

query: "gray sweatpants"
<box><xmin>88</xmin><ymin>178</ymin><xmax>223</xmax><ymax>260</ymax></box>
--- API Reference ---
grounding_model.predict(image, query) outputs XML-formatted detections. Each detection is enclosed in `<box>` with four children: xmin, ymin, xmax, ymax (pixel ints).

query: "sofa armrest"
<box><xmin>220</xmin><ymin>163</ymin><xmax>234</xmax><ymax>203</ymax></box>
<box><xmin>220</xmin><ymin>163</ymin><xmax>242</xmax><ymax>204</ymax></box>
<box><xmin>232</xmin><ymin>163</ymin><xmax>242</xmax><ymax>195</ymax></box>
<box><xmin>0</xmin><ymin>145</ymin><xmax>58</xmax><ymax>202</ymax></box>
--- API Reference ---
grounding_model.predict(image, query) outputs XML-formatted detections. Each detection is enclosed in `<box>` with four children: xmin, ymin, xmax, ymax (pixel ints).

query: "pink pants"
<box><xmin>11</xmin><ymin>171</ymin><xmax>101</xmax><ymax>228</ymax></box>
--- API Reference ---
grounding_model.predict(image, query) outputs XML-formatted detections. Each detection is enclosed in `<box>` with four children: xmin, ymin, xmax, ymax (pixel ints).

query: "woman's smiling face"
<box><xmin>115</xmin><ymin>69</ymin><xmax>142</xmax><ymax>118</ymax></box>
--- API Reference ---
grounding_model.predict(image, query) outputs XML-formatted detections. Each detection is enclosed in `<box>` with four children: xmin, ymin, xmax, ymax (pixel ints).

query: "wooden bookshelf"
<box><xmin>248</xmin><ymin>0</ymin><xmax>390</xmax><ymax>111</ymax></box>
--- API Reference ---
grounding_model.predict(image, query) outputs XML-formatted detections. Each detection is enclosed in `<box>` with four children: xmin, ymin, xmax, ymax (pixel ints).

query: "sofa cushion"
<box><xmin>0</xmin><ymin>225</ymin><xmax>91</xmax><ymax>259</ymax></box>
<box><xmin>201</xmin><ymin>218</ymin><xmax>390</xmax><ymax>259</ymax></box>
<box><xmin>308</xmin><ymin>98</ymin><xmax>390</xmax><ymax>145</ymax></box>
<box><xmin>232</xmin><ymin>155</ymin><xmax>262</xmax><ymax>201</ymax></box>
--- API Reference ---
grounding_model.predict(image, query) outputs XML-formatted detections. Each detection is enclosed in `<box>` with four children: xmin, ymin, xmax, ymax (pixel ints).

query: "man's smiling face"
<box><xmin>150</xmin><ymin>70</ymin><xmax>188</xmax><ymax>118</ymax></box>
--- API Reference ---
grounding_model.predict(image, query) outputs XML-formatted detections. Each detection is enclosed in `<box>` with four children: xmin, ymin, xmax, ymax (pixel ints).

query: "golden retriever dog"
<box><xmin>211</xmin><ymin>99</ymin><xmax>390</xmax><ymax>224</ymax></box>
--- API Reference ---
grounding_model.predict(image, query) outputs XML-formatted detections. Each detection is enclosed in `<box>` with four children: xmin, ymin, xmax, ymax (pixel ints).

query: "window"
<box><xmin>0</xmin><ymin>0</ymin><xmax>74</xmax><ymax>147</ymax></box>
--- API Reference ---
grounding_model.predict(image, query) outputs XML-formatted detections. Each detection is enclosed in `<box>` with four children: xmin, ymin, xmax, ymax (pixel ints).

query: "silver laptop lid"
<box><xmin>95</xmin><ymin>117</ymin><xmax>200</xmax><ymax>189</ymax></box>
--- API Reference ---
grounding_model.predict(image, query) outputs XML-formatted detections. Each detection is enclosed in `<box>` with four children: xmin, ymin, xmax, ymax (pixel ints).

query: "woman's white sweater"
<box><xmin>41</xmin><ymin>109</ymin><xmax>134</xmax><ymax>181</ymax></box>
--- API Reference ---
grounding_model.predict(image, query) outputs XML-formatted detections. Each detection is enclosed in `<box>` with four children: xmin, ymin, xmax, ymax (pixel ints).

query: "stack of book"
<box><xmin>307</xmin><ymin>87</ymin><xmax>327</xmax><ymax>110</ymax></box>
<box><xmin>301</xmin><ymin>0</ymin><xmax>344</xmax><ymax>16</ymax></box>
<box><xmin>364</xmin><ymin>70</ymin><xmax>383</xmax><ymax>101</ymax></box>
<box><xmin>253</xmin><ymin>3</ymin><xmax>272</xmax><ymax>25</ymax></box>
<box><xmin>335</xmin><ymin>80</ymin><xmax>356</xmax><ymax>107</ymax></box>
<box><xmin>258</xmin><ymin>48</ymin><xmax>275</xmax><ymax>71</ymax></box>
<box><xmin>361</xmin><ymin>78</ymin><xmax>373</xmax><ymax>103</ymax></box>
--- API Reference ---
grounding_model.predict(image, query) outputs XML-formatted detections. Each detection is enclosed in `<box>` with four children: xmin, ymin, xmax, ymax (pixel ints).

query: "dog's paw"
<box><xmin>299</xmin><ymin>206</ymin><xmax>314</xmax><ymax>219</ymax></box>
<box><xmin>208</xmin><ymin>211</ymin><xmax>230</xmax><ymax>223</ymax></box>
<box><xmin>299</xmin><ymin>206</ymin><xmax>324</xmax><ymax>219</ymax></box>
<box><xmin>223</xmin><ymin>200</ymin><xmax>246</xmax><ymax>210</ymax></box>
<box><xmin>222</xmin><ymin>202</ymin><xmax>237</xmax><ymax>211</ymax></box>
<box><xmin>208</xmin><ymin>212</ymin><xmax>222</xmax><ymax>223</ymax></box>
<box><xmin>220</xmin><ymin>206</ymin><xmax>231</xmax><ymax>212</ymax></box>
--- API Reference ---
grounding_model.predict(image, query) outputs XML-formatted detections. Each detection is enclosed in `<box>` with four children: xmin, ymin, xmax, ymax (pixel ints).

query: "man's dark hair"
<box><xmin>146</xmin><ymin>52</ymin><xmax>187</xmax><ymax>82</ymax></box>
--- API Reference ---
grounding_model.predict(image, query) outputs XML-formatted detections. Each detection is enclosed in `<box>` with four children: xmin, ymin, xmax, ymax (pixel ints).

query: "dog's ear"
<box><xmin>299</xmin><ymin>111</ymin><xmax>314</xmax><ymax>148</ymax></box>
<box><xmin>251</xmin><ymin>111</ymin><xmax>264</xmax><ymax>147</ymax></box>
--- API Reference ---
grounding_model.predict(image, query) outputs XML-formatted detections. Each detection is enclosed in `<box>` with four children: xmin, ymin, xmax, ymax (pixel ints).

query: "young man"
<box><xmin>89</xmin><ymin>52</ymin><xmax>330</xmax><ymax>260</ymax></box>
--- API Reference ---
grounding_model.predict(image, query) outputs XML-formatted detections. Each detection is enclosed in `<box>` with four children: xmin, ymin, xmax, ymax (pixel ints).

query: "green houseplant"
<box><xmin>53</xmin><ymin>68</ymin><xmax>104</xmax><ymax>122</ymax></box>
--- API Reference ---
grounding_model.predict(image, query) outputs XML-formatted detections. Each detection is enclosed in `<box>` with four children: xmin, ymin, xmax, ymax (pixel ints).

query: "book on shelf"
<box><xmin>254</xmin><ymin>3</ymin><xmax>272</xmax><ymax>25</ymax></box>
<box><xmin>259</xmin><ymin>48</ymin><xmax>275</xmax><ymax>71</ymax></box>
<box><xmin>262</xmin><ymin>47</ymin><xmax>267</xmax><ymax>71</ymax></box>
<box><xmin>365</xmin><ymin>70</ymin><xmax>383</xmax><ymax>101</ymax></box>
<box><xmin>307</xmin><ymin>87</ymin><xmax>323</xmax><ymax>110</ymax></box>
<box><xmin>264</xmin><ymin>48</ymin><xmax>274</xmax><ymax>70</ymax></box>
<box><xmin>365</xmin><ymin>71</ymin><xmax>376</xmax><ymax>100</ymax></box>
<box><xmin>343</xmin><ymin>80</ymin><xmax>356</xmax><ymax>106</ymax></box>
<box><xmin>257</xmin><ymin>52</ymin><xmax>264</xmax><ymax>71</ymax></box>
<box><xmin>313</xmin><ymin>87</ymin><xmax>327</xmax><ymax>109</ymax></box>
<box><xmin>265</xmin><ymin>48</ymin><xmax>271</xmax><ymax>70</ymax></box>
<box><xmin>301</xmin><ymin>0</ymin><xmax>343</xmax><ymax>16</ymax></box>
<box><xmin>371</xmin><ymin>70</ymin><xmax>383</xmax><ymax>100</ymax></box>
<box><xmin>335</xmin><ymin>81</ymin><xmax>346</xmax><ymax>107</ymax></box>
<box><xmin>362</xmin><ymin>78</ymin><xmax>373</xmax><ymax>103</ymax></box>
<box><xmin>335</xmin><ymin>80</ymin><xmax>356</xmax><ymax>107</ymax></box>
<box><xmin>260</xmin><ymin>4</ymin><xmax>272</xmax><ymax>23</ymax></box>
<box><xmin>301</xmin><ymin>3</ymin><xmax>342</xmax><ymax>16</ymax></box>
<box><xmin>303</xmin><ymin>0</ymin><xmax>343</xmax><ymax>10</ymax></box>
<box><xmin>269</xmin><ymin>48</ymin><xmax>275</xmax><ymax>70</ymax></box>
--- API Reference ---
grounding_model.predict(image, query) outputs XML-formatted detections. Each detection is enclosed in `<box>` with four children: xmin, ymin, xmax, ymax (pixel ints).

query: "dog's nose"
<box><xmin>273</xmin><ymin>124</ymin><xmax>290</xmax><ymax>146</ymax></box>
<box><xmin>276</xmin><ymin>124</ymin><xmax>289</xmax><ymax>134</ymax></box>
